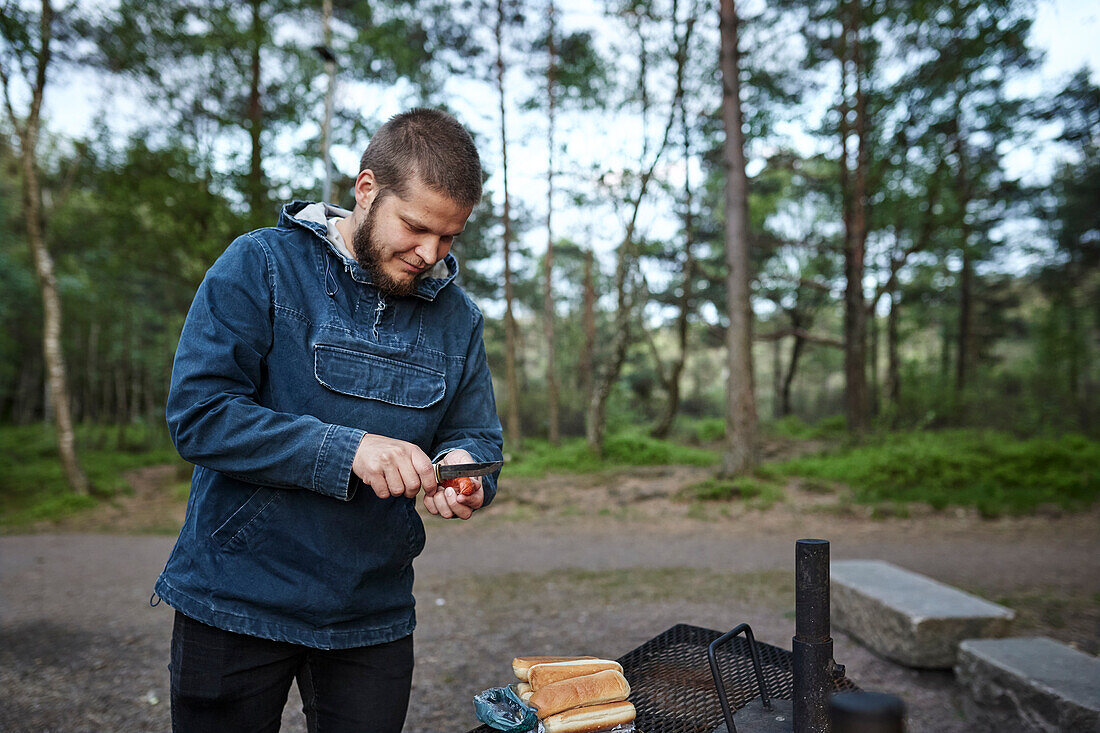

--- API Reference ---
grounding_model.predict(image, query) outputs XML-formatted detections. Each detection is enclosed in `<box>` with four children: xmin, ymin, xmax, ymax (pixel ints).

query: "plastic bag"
<box><xmin>473</xmin><ymin>685</ymin><xmax>637</xmax><ymax>733</ymax></box>
<box><xmin>473</xmin><ymin>685</ymin><xmax>539</xmax><ymax>732</ymax></box>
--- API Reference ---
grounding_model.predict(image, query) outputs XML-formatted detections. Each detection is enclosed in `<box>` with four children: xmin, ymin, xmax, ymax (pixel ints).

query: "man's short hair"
<box><xmin>359</xmin><ymin>108</ymin><xmax>482</xmax><ymax>208</ymax></box>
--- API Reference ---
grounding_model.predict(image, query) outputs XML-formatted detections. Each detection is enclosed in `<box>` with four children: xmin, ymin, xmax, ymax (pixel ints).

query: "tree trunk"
<box><xmin>869</xmin><ymin>308</ymin><xmax>880</xmax><ymax>417</ymax></box>
<box><xmin>543</xmin><ymin>0</ymin><xmax>560</xmax><ymax>445</ymax></box>
<box><xmin>841</xmin><ymin>0</ymin><xmax>869</xmax><ymax>435</ymax></box>
<box><xmin>7</xmin><ymin>0</ymin><xmax>90</xmax><ymax>494</ymax></box>
<box><xmin>771</xmin><ymin>335</ymin><xmax>783</xmax><ymax>419</ymax></box>
<box><xmin>719</xmin><ymin>0</ymin><xmax>758</xmax><ymax>476</ymax></box>
<box><xmin>652</xmin><ymin>71</ymin><xmax>696</xmax><ymax>439</ymax></box>
<box><xmin>496</xmin><ymin>0</ymin><xmax>522</xmax><ymax>450</ymax></box>
<box><xmin>14</xmin><ymin>357</ymin><xmax>42</xmax><ymax>425</ymax></box>
<box><xmin>22</xmin><ymin>142</ymin><xmax>89</xmax><ymax>493</ymax></box>
<box><xmin>954</xmin><ymin>133</ymin><xmax>974</xmax><ymax>397</ymax></box>
<box><xmin>320</xmin><ymin>0</ymin><xmax>335</xmax><ymax>203</ymax></box>
<box><xmin>247</xmin><ymin>0</ymin><xmax>266</xmax><ymax>227</ymax></box>
<box><xmin>580</xmin><ymin>249</ymin><xmax>596</xmax><ymax>411</ymax></box>
<box><xmin>84</xmin><ymin>322</ymin><xmax>99</xmax><ymax>423</ymax></box>
<box><xmin>585</xmin><ymin>7</ymin><xmax>683</xmax><ymax>453</ymax></box>
<box><xmin>781</xmin><ymin>334</ymin><xmax>806</xmax><ymax>417</ymax></box>
<box><xmin>887</xmin><ymin>287</ymin><xmax>900</xmax><ymax>412</ymax></box>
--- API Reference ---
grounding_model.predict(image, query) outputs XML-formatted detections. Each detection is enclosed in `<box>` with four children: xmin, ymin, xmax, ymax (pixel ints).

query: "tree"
<box><xmin>1035</xmin><ymin>69</ymin><xmax>1100</xmax><ymax>429</ymax></box>
<box><xmin>526</xmin><ymin>2</ymin><xmax>607</xmax><ymax>444</ymax></box>
<box><xmin>0</xmin><ymin>0</ymin><xmax>89</xmax><ymax>494</ymax></box>
<box><xmin>94</xmin><ymin>0</ymin><xmax>474</xmax><ymax>227</ymax></box>
<box><xmin>895</xmin><ymin>0</ymin><xmax>1039</xmax><ymax>402</ymax></box>
<box><xmin>719</xmin><ymin>0</ymin><xmax>757</xmax><ymax>474</ymax></box>
<box><xmin>586</xmin><ymin>0</ymin><xmax>684</xmax><ymax>452</ymax></box>
<box><xmin>646</xmin><ymin>0</ymin><xmax>702</xmax><ymax>439</ymax></box>
<box><xmin>494</xmin><ymin>0</ymin><xmax>524</xmax><ymax>449</ymax></box>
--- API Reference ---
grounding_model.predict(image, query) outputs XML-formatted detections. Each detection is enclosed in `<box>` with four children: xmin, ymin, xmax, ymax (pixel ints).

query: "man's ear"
<box><xmin>353</xmin><ymin>169</ymin><xmax>379</xmax><ymax>210</ymax></box>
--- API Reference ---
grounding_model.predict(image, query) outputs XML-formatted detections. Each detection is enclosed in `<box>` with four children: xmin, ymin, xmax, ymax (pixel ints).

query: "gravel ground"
<box><xmin>2</xmin><ymin>474</ymin><xmax>1098</xmax><ymax>732</ymax></box>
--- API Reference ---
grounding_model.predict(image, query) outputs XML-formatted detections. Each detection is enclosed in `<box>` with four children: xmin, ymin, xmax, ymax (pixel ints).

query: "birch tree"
<box><xmin>0</xmin><ymin>0</ymin><xmax>89</xmax><ymax>494</ymax></box>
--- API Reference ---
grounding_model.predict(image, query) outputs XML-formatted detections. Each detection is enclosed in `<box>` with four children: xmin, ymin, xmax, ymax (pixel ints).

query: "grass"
<box><xmin>0</xmin><ymin>423</ymin><xmax>184</xmax><ymax>527</ymax></box>
<box><xmin>506</xmin><ymin>430</ymin><xmax>718</xmax><ymax>478</ymax></box>
<box><xmin>674</xmin><ymin>415</ymin><xmax>848</xmax><ymax>444</ymax></box>
<box><xmin>776</xmin><ymin>429</ymin><xmax>1100</xmax><ymax>516</ymax></box>
<box><xmin>4</xmin><ymin>422</ymin><xmax>1096</xmax><ymax>527</ymax></box>
<box><xmin>678</xmin><ymin>476</ymin><xmax>785</xmax><ymax>509</ymax></box>
<box><xmin>464</xmin><ymin>567</ymin><xmax>793</xmax><ymax>608</ymax></box>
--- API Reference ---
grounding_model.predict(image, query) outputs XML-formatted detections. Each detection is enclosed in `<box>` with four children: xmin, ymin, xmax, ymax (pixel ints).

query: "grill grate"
<box><xmin>466</xmin><ymin>623</ymin><xmax>859</xmax><ymax>733</ymax></box>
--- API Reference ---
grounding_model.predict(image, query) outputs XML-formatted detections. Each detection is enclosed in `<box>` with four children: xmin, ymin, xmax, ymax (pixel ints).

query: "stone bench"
<box><xmin>830</xmin><ymin>560</ymin><xmax>1014</xmax><ymax>668</ymax></box>
<box><xmin>956</xmin><ymin>637</ymin><xmax>1100</xmax><ymax>732</ymax></box>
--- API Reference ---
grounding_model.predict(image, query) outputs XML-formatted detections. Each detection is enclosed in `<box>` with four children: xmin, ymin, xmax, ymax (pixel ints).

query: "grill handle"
<box><xmin>707</xmin><ymin>623</ymin><xmax>772</xmax><ymax>733</ymax></box>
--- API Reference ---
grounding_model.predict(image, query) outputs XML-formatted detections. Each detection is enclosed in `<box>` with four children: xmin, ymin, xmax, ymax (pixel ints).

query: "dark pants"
<box><xmin>169</xmin><ymin>611</ymin><xmax>414</xmax><ymax>733</ymax></box>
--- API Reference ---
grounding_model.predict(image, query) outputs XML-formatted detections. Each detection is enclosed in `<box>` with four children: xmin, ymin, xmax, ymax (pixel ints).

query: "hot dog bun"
<box><xmin>528</xmin><ymin>670</ymin><xmax>631</xmax><ymax>720</ymax></box>
<box><xmin>542</xmin><ymin>701</ymin><xmax>637</xmax><ymax>733</ymax></box>
<box><xmin>515</xmin><ymin>682</ymin><xmax>533</xmax><ymax>701</ymax></box>
<box><xmin>512</xmin><ymin>656</ymin><xmax>597</xmax><ymax>681</ymax></box>
<box><xmin>528</xmin><ymin>659</ymin><xmax>624</xmax><ymax>691</ymax></box>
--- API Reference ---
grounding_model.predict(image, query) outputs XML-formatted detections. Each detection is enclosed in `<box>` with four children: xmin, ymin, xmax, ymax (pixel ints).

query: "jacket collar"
<box><xmin>278</xmin><ymin>200</ymin><xmax>458</xmax><ymax>302</ymax></box>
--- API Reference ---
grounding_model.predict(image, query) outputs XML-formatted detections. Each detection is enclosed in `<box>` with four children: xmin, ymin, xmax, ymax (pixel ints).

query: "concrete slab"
<box><xmin>956</xmin><ymin>637</ymin><xmax>1100</xmax><ymax>732</ymax></box>
<box><xmin>831</xmin><ymin>560</ymin><xmax>1014</xmax><ymax>668</ymax></box>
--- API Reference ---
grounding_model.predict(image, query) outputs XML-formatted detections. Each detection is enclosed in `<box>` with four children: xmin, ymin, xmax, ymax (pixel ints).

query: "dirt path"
<box><xmin>2</xmin><ymin>465</ymin><xmax>1098</xmax><ymax>732</ymax></box>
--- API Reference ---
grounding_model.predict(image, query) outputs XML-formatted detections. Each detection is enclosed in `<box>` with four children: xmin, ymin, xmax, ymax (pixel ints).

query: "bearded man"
<box><xmin>154</xmin><ymin>108</ymin><xmax>503</xmax><ymax>732</ymax></box>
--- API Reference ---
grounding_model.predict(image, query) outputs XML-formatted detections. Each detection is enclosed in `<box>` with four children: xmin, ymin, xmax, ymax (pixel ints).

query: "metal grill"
<box><xmin>466</xmin><ymin>623</ymin><xmax>858</xmax><ymax>733</ymax></box>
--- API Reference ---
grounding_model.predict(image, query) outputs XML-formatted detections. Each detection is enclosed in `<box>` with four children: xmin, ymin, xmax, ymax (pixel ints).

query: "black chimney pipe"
<box><xmin>829</xmin><ymin>691</ymin><xmax>905</xmax><ymax>732</ymax></box>
<box><xmin>792</xmin><ymin>539</ymin><xmax>835</xmax><ymax>733</ymax></box>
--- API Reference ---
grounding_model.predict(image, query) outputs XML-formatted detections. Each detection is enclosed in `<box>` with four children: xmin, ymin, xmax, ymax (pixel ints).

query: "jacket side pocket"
<box><xmin>403</xmin><ymin>500</ymin><xmax>426</xmax><ymax>568</ymax></box>
<box><xmin>211</xmin><ymin>487</ymin><xmax>283</xmax><ymax>549</ymax></box>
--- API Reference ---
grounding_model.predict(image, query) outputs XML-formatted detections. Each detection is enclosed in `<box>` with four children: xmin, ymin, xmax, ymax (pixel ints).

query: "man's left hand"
<box><xmin>423</xmin><ymin>450</ymin><xmax>485</xmax><ymax>520</ymax></box>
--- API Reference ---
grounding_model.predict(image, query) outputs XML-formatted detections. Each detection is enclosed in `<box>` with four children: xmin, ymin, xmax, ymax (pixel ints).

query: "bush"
<box><xmin>765</xmin><ymin>415</ymin><xmax>848</xmax><ymax>441</ymax></box>
<box><xmin>0</xmin><ymin>423</ymin><xmax>182</xmax><ymax>526</ymax></box>
<box><xmin>777</xmin><ymin>430</ymin><xmax>1099</xmax><ymax>516</ymax></box>
<box><xmin>679</xmin><ymin>476</ymin><xmax>785</xmax><ymax>508</ymax></box>
<box><xmin>507</xmin><ymin>430</ymin><xmax>718</xmax><ymax>478</ymax></box>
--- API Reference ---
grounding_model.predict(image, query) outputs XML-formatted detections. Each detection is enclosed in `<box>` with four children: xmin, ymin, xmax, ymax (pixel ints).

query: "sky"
<box><xmin>18</xmin><ymin>0</ymin><xmax>1100</xmax><ymax>289</ymax></box>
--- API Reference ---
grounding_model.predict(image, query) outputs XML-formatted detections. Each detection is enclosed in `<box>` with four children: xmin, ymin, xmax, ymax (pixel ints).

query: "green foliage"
<box><xmin>0</xmin><ymin>424</ymin><xmax>182</xmax><ymax>527</ymax></box>
<box><xmin>691</xmin><ymin>417</ymin><xmax>727</xmax><ymax>443</ymax></box>
<box><xmin>765</xmin><ymin>415</ymin><xmax>847</xmax><ymax>440</ymax></box>
<box><xmin>507</xmin><ymin>430</ymin><xmax>717</xmax><ymax>478</ymax></box>
<box><xmin>777</xmin><ymin>430</ymin><xmax>1099</xmax><ymax>516</ymax></box>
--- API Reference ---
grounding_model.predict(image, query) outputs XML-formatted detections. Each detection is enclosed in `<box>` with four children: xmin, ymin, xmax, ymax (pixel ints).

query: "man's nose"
<box><xmin>413</xmin><ymin>238</ymin><xmax>444</xmax><ymax>266</ymax></box>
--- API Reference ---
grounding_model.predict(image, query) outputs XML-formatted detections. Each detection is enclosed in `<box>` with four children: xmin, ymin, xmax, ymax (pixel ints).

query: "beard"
<box><xmin>351</xmin><ymin>204</ymin><xmax>417</xmax><ymax>297</ymax></box>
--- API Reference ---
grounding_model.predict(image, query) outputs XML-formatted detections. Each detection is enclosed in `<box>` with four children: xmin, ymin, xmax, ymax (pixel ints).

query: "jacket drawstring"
<box><xmin>372</xmin><ymin>296</ymin><xmax>386</xmax><ymax>339</ymax></box>
<box><xmin>324</xmin><ymin>251</ymin><xmax>339</xmax><ymax>297</ymax></box>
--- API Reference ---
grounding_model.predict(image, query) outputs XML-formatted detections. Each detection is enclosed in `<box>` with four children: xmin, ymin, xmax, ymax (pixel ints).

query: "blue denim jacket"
<box><xmin>154</xmin><ymin>201</ymin><xmax>503</xmax><ymax>649</ymax></box>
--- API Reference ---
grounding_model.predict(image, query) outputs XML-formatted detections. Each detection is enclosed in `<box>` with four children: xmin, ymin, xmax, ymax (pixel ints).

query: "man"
<box><xmin>154</xmin><ymin>108</ymin><xmax>503</xmax><ymax>732</ymax></box>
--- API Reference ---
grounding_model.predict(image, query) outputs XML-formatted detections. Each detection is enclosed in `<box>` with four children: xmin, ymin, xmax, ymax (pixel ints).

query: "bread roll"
<box><xmin>512</xmin><ymin>655</ymin><xmax>597</xmax><ymax>681</ymax></box>
<box><xmin>542</xmin><ymin>701</ymin><xmax>637</xmax><ymax>733</ymax></box>
<box><xmin>527</xmin><ymin>670</ymin><xmax>631</xmax><ymax>720</ymax></box>
<box><xmin>515</xmin><ymin>681</ymin><xmax>533</xmax><ymax>701</ymax></box>
<box><xmin>528</xmin><ymin>659</ymin><xmax>624</xmax><ymax>691</ymax></box>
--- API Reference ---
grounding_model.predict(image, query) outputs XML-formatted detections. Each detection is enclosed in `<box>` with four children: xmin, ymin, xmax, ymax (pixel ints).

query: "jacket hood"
<box><xmin>279</xmin><ymin>200</ymin><xmax>458</xmax><ymax>301</ymax></box>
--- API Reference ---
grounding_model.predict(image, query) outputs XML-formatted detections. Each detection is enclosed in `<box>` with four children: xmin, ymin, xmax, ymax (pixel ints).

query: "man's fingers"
<box><xmin>395</xmin><ymin>462</ymin><xmax>423</xmax><ymax>498</ymax></box>
<box><xmin>417</xmin><ymin>460</ymin><xmax>438</xmax><ymax>496</ymax></box>
<box><xmin>380</xmin><ymin>465</ymin><xmax>405</xmax><ymax>499</ymax></box>
<box><xmin>455</xmin><ymin>486</ymin><xmax>484</xmax><ymax>512</ymax></box>
<box><xmin>435</xmin><ymin>488</ymin><xmax>455</xmax><ymax>518</ymax></box>
<box><xmin>423</xmin><ymin>493</ymin><xmax>441</xmax><ymax>515</ymax></box>
<box><xmin>445</xmin><ymin>487</ymin><xmax>473</xmax><ymax>520</ymax></box>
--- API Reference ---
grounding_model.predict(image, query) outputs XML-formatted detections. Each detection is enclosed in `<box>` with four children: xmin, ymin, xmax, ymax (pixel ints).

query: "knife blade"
<box><xmin>433</xmin><ymin>460</ymin><xmax>504</xmax><ymax>483</ymax></box>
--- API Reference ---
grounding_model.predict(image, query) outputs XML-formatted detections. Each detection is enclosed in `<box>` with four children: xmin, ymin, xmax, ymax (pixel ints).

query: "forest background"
<box><xmin>1</xmin><ymin>0</ymin><xmax>1097</xmax><ymax>524</ymax></box>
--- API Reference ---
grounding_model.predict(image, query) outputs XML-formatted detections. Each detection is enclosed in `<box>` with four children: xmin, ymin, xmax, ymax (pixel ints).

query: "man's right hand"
<box><xmin>351</xmin><ymin>434</ymin><xmax>438</xmax><ymax>500</ymax></box>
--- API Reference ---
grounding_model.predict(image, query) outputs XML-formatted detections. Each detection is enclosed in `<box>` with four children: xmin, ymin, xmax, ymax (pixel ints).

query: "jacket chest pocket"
<box><xmin>313</xmin><ymin>344</ymin><xmax>445</xmax><ymax>408</ymax></box>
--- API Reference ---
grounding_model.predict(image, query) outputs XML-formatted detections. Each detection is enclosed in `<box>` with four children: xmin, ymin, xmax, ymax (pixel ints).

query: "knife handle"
<box><xmin>433</xmin><ymin>462</ymin><xmax>443</xmax><ymax>485</ymax></box>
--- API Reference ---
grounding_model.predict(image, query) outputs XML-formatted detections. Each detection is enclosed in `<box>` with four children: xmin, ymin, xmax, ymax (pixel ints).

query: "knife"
<box><xmin>433</xmin><ymin>459</ymin><xmax>504</xmax><ymax>484</ymax></box>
